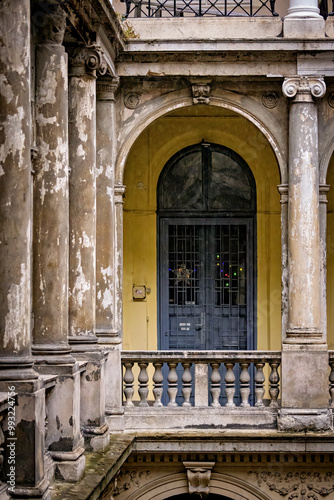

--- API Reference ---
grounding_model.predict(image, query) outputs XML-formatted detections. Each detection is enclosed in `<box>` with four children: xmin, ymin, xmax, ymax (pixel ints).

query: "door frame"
<box><xmin>157</xmin><ymin>216</ymin><xmax>257</xmax><ymax>351</ymax></box>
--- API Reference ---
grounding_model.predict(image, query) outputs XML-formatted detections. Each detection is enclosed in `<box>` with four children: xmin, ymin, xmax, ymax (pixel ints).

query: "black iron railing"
<box><xmin>121</xmin><ymin>0</ymin><xmax>279</xmax><ymax>18</ymax></box>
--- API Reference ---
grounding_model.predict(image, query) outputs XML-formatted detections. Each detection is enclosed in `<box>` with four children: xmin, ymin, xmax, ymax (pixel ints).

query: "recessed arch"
<box><xmin>117</xmin><ymin>472</ymin><xmax>271</xmax><ymax>500</ymax></box>
<box><xmin>116</xmin><ymin>89</ymin><xmax>287</xmax><ymax>186</ymax></box>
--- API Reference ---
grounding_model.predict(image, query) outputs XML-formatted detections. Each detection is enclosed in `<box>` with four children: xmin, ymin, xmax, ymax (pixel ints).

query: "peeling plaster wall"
<box><xmin>123</xmin><ymin>105</ymin><xmax>281</xmax><ymax>351</ymax></box>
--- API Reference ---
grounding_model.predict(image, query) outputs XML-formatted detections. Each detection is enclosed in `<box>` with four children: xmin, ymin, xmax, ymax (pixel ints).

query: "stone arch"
<box><xmin>116</xmin><ymin>88</ymin><xmax>287</xmax><ymax>185</ymax></box>
<box><xmin>119</xmin><ymin>472</ymin><xmax>271</xmax><ymax>500</ymax></box>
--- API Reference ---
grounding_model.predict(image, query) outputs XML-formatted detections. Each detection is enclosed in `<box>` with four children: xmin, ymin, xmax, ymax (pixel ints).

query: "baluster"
<box><xmin>167</xmin><ymin>362</ymin><xmax>178</xmax><ymax>407</ymax></box>
<box><xmin>254</xmin><ymin>362</ymin><xmax>265</xmax><ymax>407</ymax></box>
<box><xmin>210</xmin><ymin>363</ymin><xmax>221</xmax><ymax>408</ymax></box>
<box><xmin>329</xmin><ymin>361</ymin><xmax>334</xmax><ymax>408</ymax></box>
<box><xmin>239</xmin><ymin>362</ymin><xmax>250</xmax><ymax>407</ymax></box>
<box><xmin>138</xmin><ymin>362</ymin><xmax>149</xmax><ymax>407</ymax></box>
<box><xmin>224</xmin><ymin>362</ymin><xmax>235</xmax><ymax>408</ymax></box>
<box><xmin>182</xmin><ymin>362</ymin><xmax>192</xmax><ymax>407</ymax></box>
<box><xmin>123</xmin><ymin>362</ymin><xmax>134</xmax><ymax>407</ymax></box>
<box><xmin>269</xmin><ymin>361</ymin><xmax>280</xmax><ymax>408</ymax></box>
<box><xmin>153</xmin><ymin>362</ymin><xmax>164</xmax><ymax>407</ymax></box>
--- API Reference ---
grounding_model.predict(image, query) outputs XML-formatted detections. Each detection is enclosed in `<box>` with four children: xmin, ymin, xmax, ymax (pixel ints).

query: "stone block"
<box><xmin>281</xmin><ymin>349</ymin><xmax>329</xmax><ymax>409</ymax></box>
<box><xmin>283</xmin><ymin>18</ymin><xmax>325</xmax><ymax>39</ymax></box>
<box><xmin>55</xmin><ymin>454</ymin><xmax>86</xmax><ymax>483</ymax></box>
<box><xmin>278</xmin><ymin>409</ymin><xmax>332</xmax><ymax>432</ymax></box>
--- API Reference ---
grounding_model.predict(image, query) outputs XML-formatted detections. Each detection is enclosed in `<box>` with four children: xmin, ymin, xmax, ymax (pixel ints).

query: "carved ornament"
<box><xmin>262</xmin><ymin>91</ymin><xmax>279</xmax><ymax>109</ymax></box>
<box><xmin>35</xmin><ymin>4</ymin><xmax>66</xmax><ymax>45</ymax></box>
<box><xmin>190</xmin><ymin>80</ymin><xmax>212</xmax><ymax>105</ymax></box>
<box><xmin>69</xmin><ymin>44</ymin><xmax>106</xmax><ymax>77</ymax></box>
<box><xmin>282</xmin><ymin>76</ymin><xmax>326</xmax><ymax>102</ymax></box>
<box><xmin>183</xmin><ymin>462</ymin><xmax>215</xmax><ymax>498</ymax></box>
<box><xmin>124</xmin><ymin>92</ymin><xmax>141</xmax><ymax>109</ymax></box>
<box><xmin>248</xmin><ymin>471</ymin><xmax>334</xmax><ymax>499</ymax></box>
<box><xmin>112</xmin><ymin>470</ymin><xmax>151</xmax><ymax>497</ymax></box>
<box><xmin>97</xmin><ymin>77</ymin><xmax>120</xmax><ymax>101</ymax></box>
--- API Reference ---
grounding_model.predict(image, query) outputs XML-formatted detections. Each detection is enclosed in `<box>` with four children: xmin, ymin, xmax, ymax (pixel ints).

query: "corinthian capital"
<box><xmin>68</xmin><ymin>44</ymin><xmax>106</xmax><ymax>77</ymax></box>
<box><xmin>282</xmin><ymin>76</ymin><xmax>326</xmax><ymax>102</ymax></box>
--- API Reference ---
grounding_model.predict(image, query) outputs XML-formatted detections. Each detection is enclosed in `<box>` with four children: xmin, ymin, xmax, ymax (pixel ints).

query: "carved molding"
<box><xmin>97</xmin><ymin>77</ymin><xmax>120</xmax><ymax>101</ymax></box>
<box><xmin>69</xmin><ymin>44</ymin><xmax>106</xmax><ymax>77</ymax></box>
<box><xmin>262</xmin><ymin>91</ymin><xmax>279</xmax><ymax>109</ymax></box>
<box><xmin>183</xmin><ymin>462</ymin><xmax>215</xmax><ymax>498</ymax></box>
<box><xmin>190</xmin><ymin>79</ymin><xmax>212</xmax><ymax>105</ymax></box>
<box><xmin>282</xmin><ymin>76</ymin><xmax>326</xmax><ymax>102</ymax></box>
<box><xmin>248</xmin><ymin>471</ymin><xmax>334</xmax><ymax>499</ymax></box>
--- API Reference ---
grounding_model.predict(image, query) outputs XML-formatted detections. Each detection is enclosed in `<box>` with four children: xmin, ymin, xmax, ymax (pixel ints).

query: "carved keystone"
<box><xmin>183</xmin><ymin>462</ymin><xmax>215</xmax><ymax>498</ymax></box>
<box><xmin>190</xmin><ymin>79</ymin><xmax>212</xmax><ymax>105</ymax></box>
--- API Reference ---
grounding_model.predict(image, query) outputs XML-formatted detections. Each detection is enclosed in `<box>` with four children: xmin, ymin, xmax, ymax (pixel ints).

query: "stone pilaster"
<box><xmin>279</xmin><ymin>76</ymin><xmax>329</xmax><ymax>422</ymax></box>
<box><xmin>96</xmin><ymin>77</ymin><xmax>120</xmax><ymax>344</ymax></box>
<box><xmin>0</xmin><ymin>0</ymin><xmax>37</xmax><ymax>382</ymax></box>
<box><xmin>68</xmin><ymin>45</ymin><xmax>103</xmax><ymax>346</ymax></box>
<box><xmin>32</xmin><ymin>3</ymin><xmax>73</xmax><ymax>363</ymax></box>
<box><xmin>114</xmin><ymin>185</ymin><xmax>126</xmax><ymax>339</ymax></box>
<box><xmin>278</xmin><ymin>184</ymin><xmax>289</xmax><ymax>341</ymax></box>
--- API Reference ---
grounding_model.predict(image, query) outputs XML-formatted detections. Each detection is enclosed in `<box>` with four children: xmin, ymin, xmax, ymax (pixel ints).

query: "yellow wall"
<box><xmin>123</xmin><ymin>105</ymin><xmax>281</xmax><ymax>351</ymax></box>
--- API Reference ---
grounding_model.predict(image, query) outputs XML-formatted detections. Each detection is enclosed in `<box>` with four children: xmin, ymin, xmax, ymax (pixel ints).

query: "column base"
<box><xmin>8</xmin><ymin>478</ymin><xmax>50</xmax><ymax>500</ymax></box>
<box><xmin>50</xmin><ymin>446</ymin><xmax>86</xmax><ymax>483</ymax></box>
<box><xmin>44</xmin><ymin>452</ymin><xmax>56</xmax><ymax>485</ymax></box>
<box><xmin>278</xmin><ymin>409</ymin><xmax>332</xmax><ymax>432</ymax></box>
<box><xmin>68</xmin><ymin>335</ymin><xmax>98</xmax><ymax>345</ymax></box>
<box><xmin>284</xmin><ymin>17</ymin><xmax>325</xmax><ymax>39</ymax></box>
<box><xmin>96</xmin><ymin>329</ymin><xmax>122</xmax><ymax>345</ymax></box>
<box><xmin>83</xmin><ymin>423</ymin><xmax>110</xmax><ymax>452</ymax></box>
<box><xmin>0</xmin><ymin>357</ymin><xmax>38</xmax><ymax>381</ymax></box>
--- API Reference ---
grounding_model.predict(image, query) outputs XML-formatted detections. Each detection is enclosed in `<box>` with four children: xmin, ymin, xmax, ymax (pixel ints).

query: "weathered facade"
<box><xmin>1</xmin><ymin>0</ymin><xmax>334</xmax><ymax>499</ymax></box>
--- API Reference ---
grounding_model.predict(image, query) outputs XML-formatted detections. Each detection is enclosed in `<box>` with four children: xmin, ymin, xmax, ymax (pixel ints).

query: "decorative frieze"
<box><xmin>248</xmin><ymin>471</ymin><xmax>334</xmax><ymax>499</ymax></box>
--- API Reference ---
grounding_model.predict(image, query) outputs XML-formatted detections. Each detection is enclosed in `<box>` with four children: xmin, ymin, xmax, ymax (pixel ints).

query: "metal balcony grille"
<box><xmin>122</xmin><ymin>0</ymin><xmax>278</xmax><ymax>18</ymax></box>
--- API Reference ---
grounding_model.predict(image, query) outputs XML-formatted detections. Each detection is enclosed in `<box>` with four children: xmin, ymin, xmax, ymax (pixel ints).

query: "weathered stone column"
<box><xmin>68</xmin><ymin>45</ymin><xmax>103</xmax><ymax>346</ymax></box>
<box><xmin>32</xmin><ymin>4</ymin><xmax>72</xmax><ymax>362</ymax></box>
<box><xmin>0</xmin><ymin>0</ymin><xmax>37</xmax><ymax>382</ymax></box>
<box><xmin>114</xmin><ymin>185</ymin><xmax>126</xmax><ymax>339</ymax></box>
<box><xmin>0</xmin><ymin>2</ymin><xmax>49</xmax><ymax>498</ymax></box>
<box><xmin>279</xmin><ymin>76</ymin><xmax>330</xmax><ymax>429</ymax></box>
<box><xmin>96</xmin><ymin>77</ymin><xmax>120</xmax><ymax>344</ymax></box>
<box><xmin>278</xmin><ymin>184</ymin><xmax>289</xmax><ymax>340</ymax></box>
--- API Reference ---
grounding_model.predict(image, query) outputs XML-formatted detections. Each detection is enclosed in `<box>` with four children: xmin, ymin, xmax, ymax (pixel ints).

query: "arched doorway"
<box><xmin>157</xmin><ymin>142</ymin><xmax>256</xmax><ymax>354</ymax></box>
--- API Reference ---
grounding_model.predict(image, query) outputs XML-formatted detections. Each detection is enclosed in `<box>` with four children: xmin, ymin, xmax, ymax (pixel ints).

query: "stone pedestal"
<box><xmin>0</xmin><ymin>380</ymin><xmax>50</xmax><ymax>499</ymax></box>
<box><xmin>35</xmin><ymin>363</ymin><xmax>85</xmax><ymax>482</ymax></box>
<box><xmin>105</xmin><ymin>349</ymin><xmax>124</xmax><ymax>431</ymax></box>
<box><xmin>32</xmin><ymin>5</ymin><xmax>72</xmax><ymax>363</ymax></box>
<box><xmin>76</xmin><ymin>351</ymin><xmax>110</xmax><ymax>452</ymax></box>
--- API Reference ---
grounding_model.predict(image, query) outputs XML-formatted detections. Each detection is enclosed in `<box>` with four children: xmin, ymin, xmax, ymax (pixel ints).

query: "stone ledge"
<box><xmin>126</xmin><ymin>17</ymin><xmax>283</xmax><ymax>41</ymax></box>
<box><xmin>277</xmin><ymin>409</ymin><xmax>333</xmax><ymax>432</ymax></box>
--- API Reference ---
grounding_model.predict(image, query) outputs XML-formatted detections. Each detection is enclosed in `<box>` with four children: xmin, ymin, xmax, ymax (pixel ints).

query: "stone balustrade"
<box><xmin>121</xmin><ymin>351</ymin><xmax>282</xmax><ymax>409</ymax></box>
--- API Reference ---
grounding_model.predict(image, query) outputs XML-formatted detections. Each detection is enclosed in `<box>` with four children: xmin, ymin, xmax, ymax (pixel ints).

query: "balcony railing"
<box><xmin>122</xmin><ymin>0</ymin><xmax>278</xmax><ymax>18</ymax></box>
<box><xmin>121</xmin><ymin>351</ymin><xmax>281</xmax><ymax>408</ymax></box>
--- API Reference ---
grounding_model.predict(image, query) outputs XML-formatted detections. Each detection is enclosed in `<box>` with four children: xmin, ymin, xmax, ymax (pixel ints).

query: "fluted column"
<box><xmin>32</xmin><ymin>4</ymin><xmax>72</xmax><ymax>362</ymax></box>
<box><xmin>114</xmin><ymin>185</ymin><xmax>126</xmax><ymax>339</ymax></box>
<box><xmin>96</xmin><ymin>77</ymin><xmax>120</xmax><ymax>344</ymax></box>
<box><xmin>0</xmin><ymin>0</ymin><xmax>37</xmax><ymax>381</ymax></box>
<box><xmin>68</xmin><ymin>45</ymin><xmax>104</xmax><ymax>346</ymax></box>
<box><xmin>282</xmin><ymin>76</ymin><xmax>326</xmax><ymax>344</ymax></box>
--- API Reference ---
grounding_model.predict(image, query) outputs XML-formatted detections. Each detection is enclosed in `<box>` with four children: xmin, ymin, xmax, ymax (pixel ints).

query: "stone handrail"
<box><xmin>121</xmin><ymin>350</ymin><xmax>281</xmax><ymax>409</ymax></box>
